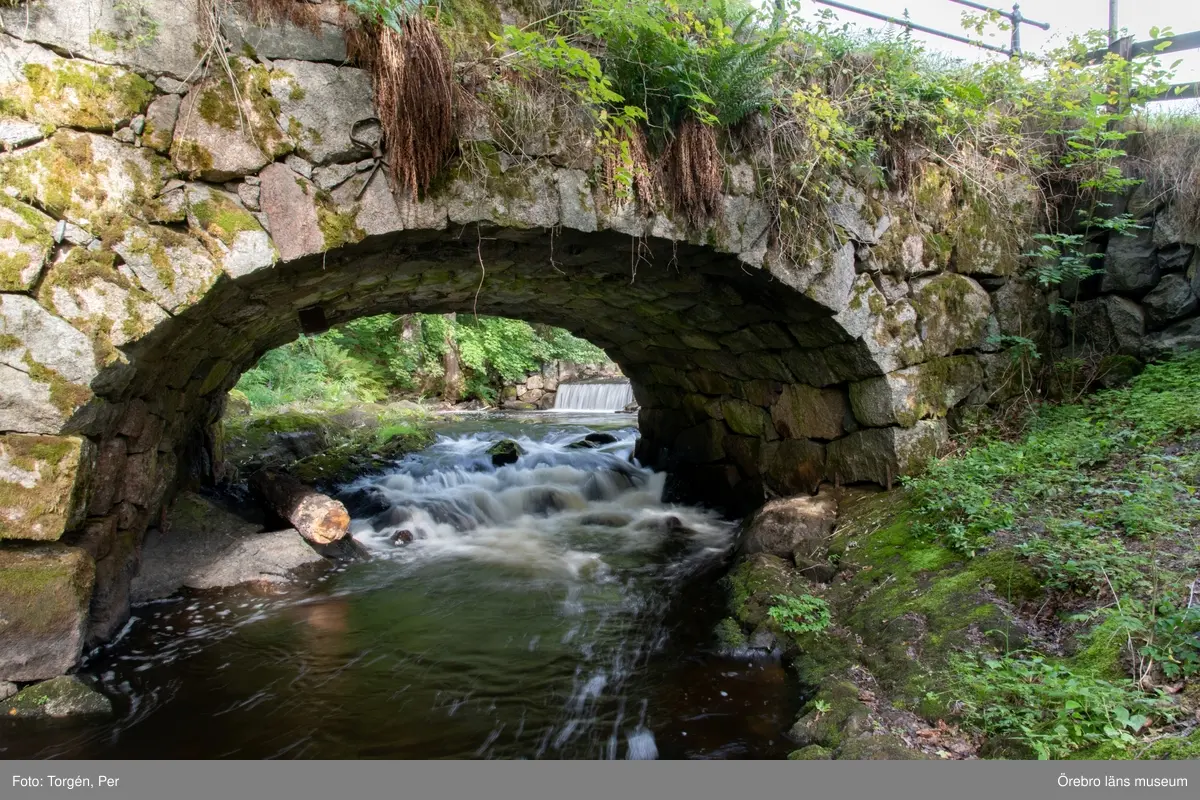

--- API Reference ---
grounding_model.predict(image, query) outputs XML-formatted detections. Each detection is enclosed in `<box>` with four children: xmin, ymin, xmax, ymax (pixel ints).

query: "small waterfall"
<box><xmin>554</xmin><ymin>381</ymin><xmax>634</xmax><ymax>412</ymax></box>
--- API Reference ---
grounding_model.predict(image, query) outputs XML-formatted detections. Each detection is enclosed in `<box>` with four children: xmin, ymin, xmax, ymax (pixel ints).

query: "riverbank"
<box><xmin>723</xmin><ymin>351</ymin><xmax>1200</xmax><ymax>760</ymax></box>
<box><xmin>219</xmin><ymin>401</ymin><xmax>436</xmax><ymax>491</ymax></box>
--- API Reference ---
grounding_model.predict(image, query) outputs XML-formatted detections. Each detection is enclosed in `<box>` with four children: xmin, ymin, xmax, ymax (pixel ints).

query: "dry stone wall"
<box><xmin>1073</xmin><ymin>188</ymin><xmax>1200</xmax><ymax>361</ymax></box>
<box><xmin>0</xmin><ymin>0</ymin><xmax>1102</xmax><ymax>681</ymax></box>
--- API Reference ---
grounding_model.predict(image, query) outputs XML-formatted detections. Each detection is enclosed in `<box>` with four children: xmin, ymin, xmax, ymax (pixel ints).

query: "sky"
<box><xmin>789</xmin><ymin>0</ymin><xmax>1200</xmax><ymax>113</ymax></box>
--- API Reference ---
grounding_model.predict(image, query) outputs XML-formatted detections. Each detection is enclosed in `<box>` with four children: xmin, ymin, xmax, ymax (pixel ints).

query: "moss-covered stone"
<box><xmin>0</xmin><ymin>194</ymin><xmax>54</xmax><ymax>291</ymax></box>
<box><xmin>725</xmin><ymin>552</ymin><xmax>811</xmax><ymax>631</ymax></box>
<box><xmin>487</xmin><ymin>439</ymin><xmax>524</xmax><ymax>467</ymax></box>
<box><xmin>787</xmin><ymin>744</ymin><xmax>833</xmax><ymax>759</ymax></box>
<box><xmin>788</xmin><ymin>680</ymin><xmax>871</xmax><ymax>749</ymax></box>
<box><xmin>714</xmin><ymin>616</ymin><xmax>749</xmax><ymax>652</ymax></box>
<box><xmin>836</xmin><ymin>734</ymin><xmax>930</xmax><ymax>760</ymax></box>
<box><xmin>222</xmin><ymin>406</ymin><xmax>433</xmax><ymax>489</ymax></box>
<box><xmin>0</xmin><ymin>435</ymin><xmax>93</xmax><ymax>542</ymax></box>
<box><xmin>171</xmin><ymin>58</ymin><xmax>293</xmax><ymax>181</ymax></box>
<box><xmin>0</xmin><ymin>130</ymin><xmax>171</xmax><ymax>228</ymax></box>
<box><xmin>0</xmin><ymin>38</ymin><xmax>153</xmax><ymax>131</ymax></box>
<box><xmin>36</xmin><ymin>247</ymin><xmax>166</xmax><ymax>356</ymax></box>
<box><xmin>190</xmin><ymin>193</ymin><xmax>265</xmax><ymax>248</ymax></box>
<box><xmin>0</xmin><ymin>674</ymin><xmax>111</xmax><ymax>718</ymax></box>
<box><xmin>18</xmin><ymin>59</ymin><xmax>153</xmax><ymax>130</ymax></box>
<box><xmin>910</xmin><ymin>274</ymin><xmax>991</xmax><ymax>358</ymax></box>
<box><xmin>0</xmin><ymin>544</ymin><xmax>94</xmax><ymax>681</ymax></box>
<box><xmin>315</xmin><ymin>191</ymin><xmax>366</xmax><ymax>252</ymax></box>
<box><xmin>849</xmin><ymin>355</ymin><xmax>984</xmax><ymax>428</ymax></box>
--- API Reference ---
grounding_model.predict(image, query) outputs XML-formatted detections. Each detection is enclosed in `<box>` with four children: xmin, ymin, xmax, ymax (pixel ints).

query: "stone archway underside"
<box><xmin>0</xmin><ymin>0</ymin><xmax>1042</xmax><ymax>683</ymax></box>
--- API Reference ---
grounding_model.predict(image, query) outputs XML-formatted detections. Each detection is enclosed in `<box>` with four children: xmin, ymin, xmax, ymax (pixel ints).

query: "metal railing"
<box><xmin>1085</xmin><ymin>31</ymin><xmax>1200</xmax><ymax>103</ymax></box>
<box><xmin>807</xmin><ymin>0</ymin><xmax>1049</xmax><ymax>57</ymax></box>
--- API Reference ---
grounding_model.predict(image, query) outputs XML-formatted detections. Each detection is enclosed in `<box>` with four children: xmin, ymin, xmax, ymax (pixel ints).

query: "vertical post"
<box><xmin>1010</xmin><ymin>3</ymin><xmax>1022</xmax><ymax>56</ymax></box>
<box><xmin>1108</xmin><ymin>0</ymin><xmax>1118</xmax><ymax>45</ymax></box>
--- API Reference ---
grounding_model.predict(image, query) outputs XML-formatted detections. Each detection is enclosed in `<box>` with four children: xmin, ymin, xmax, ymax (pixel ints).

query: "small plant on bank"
<box><xmin>950</xmin><ymin>650</ymin><xmax>1169</xmax><ymax>759</ymax></box>
<box><xmin>767</xmin><ymin>593</ymin><xmax>831</xmax><ymax>635</ymax></box>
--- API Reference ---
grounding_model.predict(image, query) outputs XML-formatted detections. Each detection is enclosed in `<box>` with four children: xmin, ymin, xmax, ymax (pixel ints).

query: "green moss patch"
<box><xmin>17</xmin><ymin>59</ymin><xmax>153</xmax><ymax>130</ymax></box>
<box><xmin>0</xmin><ymin>436</ymin><xmax>89</xmax><ymax>541</ymax></box>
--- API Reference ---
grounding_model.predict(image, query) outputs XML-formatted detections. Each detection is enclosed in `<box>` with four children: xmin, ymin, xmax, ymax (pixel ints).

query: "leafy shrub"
<box><xmin>767</xmin><ymin>593</ymin><xmax>831</xmax><ymax>635</ymax></box>
<box><xmin>907</xmin><ymin>351</ymin><xmax>1200</xmax><ymax>558</ymax></box>
<box><xmin>950</xmin><ymin>651</ymin><xmax>1168</xmax><ymax>759</ymax></box>
<box><xmin>234</xmin><ymin>313</ymin><xmax>609</xmax><ymax>410</ymax></box>
<box><xmin>580</xmin><ymin>0</ymin><xmax>781</xmax><ymax>135</ymax></box>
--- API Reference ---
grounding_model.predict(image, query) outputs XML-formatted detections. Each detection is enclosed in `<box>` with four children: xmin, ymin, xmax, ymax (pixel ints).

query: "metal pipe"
<box><xmin>946</xmin><ymin>0</ymin><xmax>1050</xmax><ymax>30</ymax></box>
<box><xmin>1108</xmin><ymin>0</ymin><xmax>1118</xmax><ymax>45</ymax></box>
<box><xmin>810</xmin><ymin>0</ymin><xmax>1012</xmax><ymax>55</ymax></box>
<box><xmin>1085</xmin><ymin>30</ymin><xmax>1200</xmax><ymax>63</ymax></box>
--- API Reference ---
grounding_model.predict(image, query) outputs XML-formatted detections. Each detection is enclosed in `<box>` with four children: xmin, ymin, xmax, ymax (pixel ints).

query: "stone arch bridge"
<box><xmin>0</xmin><ymin>0</ymin><xmax>1047</xmax><ymax>681</ymax></box>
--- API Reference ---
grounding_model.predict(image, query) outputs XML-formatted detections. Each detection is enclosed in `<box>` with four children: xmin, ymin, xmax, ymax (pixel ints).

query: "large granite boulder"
<box><xmin>0</xmin><ymin>34</ymin><xmax>154</xmax><ymax>131</ymax></box>
<box><xmin>0</xmin><ymin>0</ymin><xmax>204</xmax><ymax>81</ymax></box>
<box><xmin>910</xmin><ymin>274</ymin><xmax>991</xmax><ymax>358</ymax></box>
<box><xmin>0</xmin><ymin>544</ymin><xmax>94</xmax><ymax>681</ymax></box>
<box><xmin>826</xmin><ymin>420</ymin><xmax>947</xmax><ymax>486</ymax></box>
<box><xmin>1142</xmin><ymin>274</ymin><xmax>1198</xmax><ymax>329</ymax></box>
<box><xmin>0</xmin><ymin>296</ymin><xmax>98</xmax><ymax>435</ymax></box>
<box><xmin>849</xmin><ymin>356</ymin><xmax>983</xmax><ymax>428</ymax></box>
<box><xmin>771</xmin><ymin>384</ymin><xmax>847</xmax><ymax>440</ymax></box>
<box><xmin>131</xmin><ymin>492</ymin><xmax>326</xmax><ymax>603</ymax></box>
<box><xmin>1102</xmin><ymin>228</ymin><xmax>1160</xmax><ymax>296</ymax></box>
<box><xmin>0</xmin><ymin>435</ymin><xmax>94</xmax><ymax>541</ymax></box>
<box><xmin>0</xmin><ymin>194</ymin><xmax>55</xmax><ymax>292</ymax></box>
<box><xmin>0</xmin><ymin>674</ymin><xmax>111</xmax><ymax>718</ymax></box>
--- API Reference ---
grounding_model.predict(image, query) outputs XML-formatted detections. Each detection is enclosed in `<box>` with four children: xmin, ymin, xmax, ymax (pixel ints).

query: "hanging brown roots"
<box><xmin>663</xmin><ymin>117</ymin><xmax>724</xmax><ymax>230</ymax></box>
<box><xmin>245</xmin><ymin>0</ymin><xmax>328</xmax><ymax>31</ymax></box>
<box><xmin>348</xmin><ymin>14</ymin><xmax>456</xmax><ymax>201</ymax></box>
<box><xmin>601</xmin><ymin>124</ymin><xmax>662</xmax><ymax>210</ymax></box>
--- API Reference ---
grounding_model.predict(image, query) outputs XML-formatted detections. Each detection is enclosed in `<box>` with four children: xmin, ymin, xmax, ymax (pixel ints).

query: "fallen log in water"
<box><xmin>250</xmin><ymin>469</ymin><xmax>350</xmax><ymax>546</ymax></box>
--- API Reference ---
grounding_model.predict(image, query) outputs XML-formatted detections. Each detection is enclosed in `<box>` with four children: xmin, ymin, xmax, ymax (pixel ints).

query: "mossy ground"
<box><xmin>724</xmin><ymin>354</ymin><xmax>1200</xmax><ymax>759</ymax></box>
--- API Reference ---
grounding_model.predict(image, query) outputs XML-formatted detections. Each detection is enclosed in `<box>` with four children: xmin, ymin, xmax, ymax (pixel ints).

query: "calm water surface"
<box><xmin>0</xmin><ymin>414</ymin><xmax>799</xmax><ymax>759</ymax></box>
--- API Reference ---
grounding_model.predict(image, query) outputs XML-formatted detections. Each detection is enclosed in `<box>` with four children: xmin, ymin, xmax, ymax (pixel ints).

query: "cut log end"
<box><xmin>250</xmin><ymin>469</ymin><xmax>350</xmax><ymax>546</ymax></box>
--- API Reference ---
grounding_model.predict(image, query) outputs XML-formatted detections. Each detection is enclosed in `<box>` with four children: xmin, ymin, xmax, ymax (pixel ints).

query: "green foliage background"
<box><xmin>234</xmin><ymin>313</ymin><xmax>609</xmax><ymax>409</ymax></box>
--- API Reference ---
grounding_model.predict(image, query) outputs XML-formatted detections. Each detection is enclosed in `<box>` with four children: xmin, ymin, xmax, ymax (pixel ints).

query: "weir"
<box><xmin>553</xmin><ymin>381</ymin><xmax>635</xmax><ymax>413</ymax></box>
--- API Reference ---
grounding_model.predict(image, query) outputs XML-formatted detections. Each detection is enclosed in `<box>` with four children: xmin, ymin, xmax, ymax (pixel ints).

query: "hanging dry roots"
<box><xmin>245</xmin><ymin>0</ymin><xmax>330</xmax><ymax>31</ymax></box>
<box><xmin>601</xmin><ymin>125</ymin><xmax>662</xmax><ymax>209</ymax></box>
<box><xmin>663</xmin><ymin>117</ymin><xmax>724</xmax><ymax>230</ymax></box>
<box><xmin>349</xmin><ymin>14</ymin><xmax>455</xmax><ymax>201</ymax></box>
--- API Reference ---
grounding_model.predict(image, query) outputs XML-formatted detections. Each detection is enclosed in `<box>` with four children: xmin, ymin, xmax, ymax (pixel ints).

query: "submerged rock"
<box><xmin>567</xmin><ymin>432</ymin><xmax>620</xmax><ymax>449</ymax></box>
<box><xmin>1</xmin><ymin>675</ymin><xmax>111</xmax><ymax>719</ymax></box>
<box><xmin>487</xmin><ymin>439</ymin><xmax>524</xmax><ymax>466</ymax></box>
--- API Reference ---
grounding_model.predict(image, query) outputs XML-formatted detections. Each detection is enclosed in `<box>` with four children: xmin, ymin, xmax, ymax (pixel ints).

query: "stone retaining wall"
<box><xmin>1073</xmin><ymin>188</ymin><xmax>1200</xmax><ymax>361</ymax></box>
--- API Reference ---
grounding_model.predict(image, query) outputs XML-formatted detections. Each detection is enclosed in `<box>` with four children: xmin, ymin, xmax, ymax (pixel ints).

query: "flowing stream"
<box><xmin>0</xmin><ymin>414</ymin><xmax>798</xmax><ymax>760</ymax></box>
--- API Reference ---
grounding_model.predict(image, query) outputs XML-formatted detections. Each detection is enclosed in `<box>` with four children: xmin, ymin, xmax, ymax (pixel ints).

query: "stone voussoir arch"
<box><xmin>0</xmin><ymin>0</ymin><xmax>1043</xmax><ymax>682</ymax></box>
